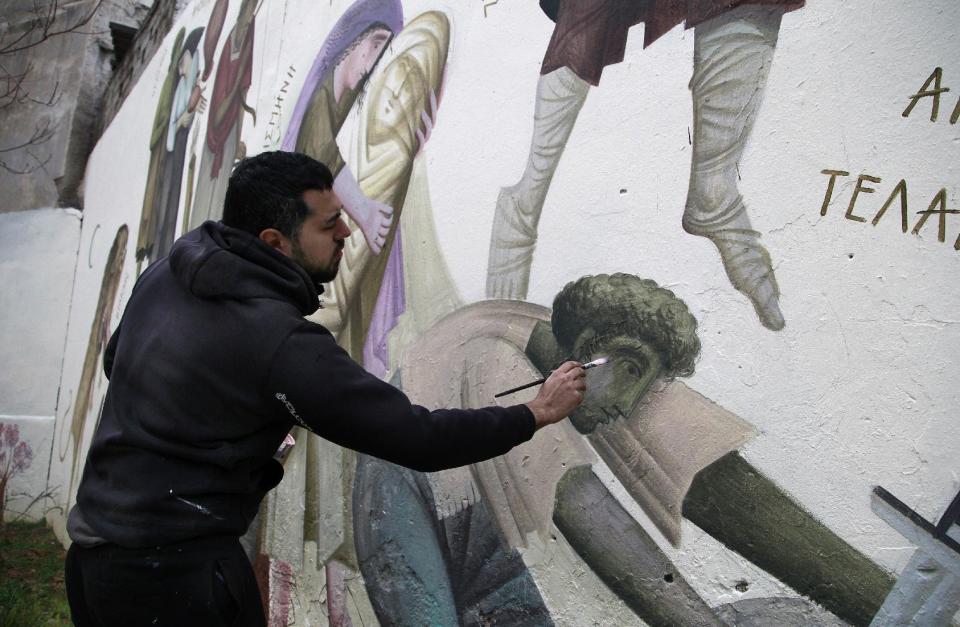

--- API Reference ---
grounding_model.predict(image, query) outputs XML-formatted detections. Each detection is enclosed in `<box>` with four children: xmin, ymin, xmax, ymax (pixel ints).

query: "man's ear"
<box><xmin>259</xmin><ymin>228</ymin><xmax>291</xmax><ymax>256</ymax></box>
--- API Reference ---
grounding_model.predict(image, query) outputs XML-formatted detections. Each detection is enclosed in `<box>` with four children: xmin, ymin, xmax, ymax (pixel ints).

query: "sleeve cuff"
<box><xmin>511</xmin><ymin>404</ymin><xmax>537</xmax><ymax>442</ymax></box>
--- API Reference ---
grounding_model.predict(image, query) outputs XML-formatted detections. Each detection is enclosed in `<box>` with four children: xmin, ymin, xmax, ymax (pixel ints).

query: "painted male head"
<box><xmin>551</xmin><ymin>273</ymin><xmax>701</xmax><ymax>434</ymax></box>
<box><xmin>222</xmin><ymin>151</ymin><xmax>351</xmax><ymax>285</ymax></box>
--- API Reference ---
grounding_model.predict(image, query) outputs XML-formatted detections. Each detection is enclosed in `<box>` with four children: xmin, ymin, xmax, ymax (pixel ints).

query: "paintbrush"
<box><xmin>494</xmin><ymin>357</ymin><xmax>609</xmax><ymax>398</ymax></box>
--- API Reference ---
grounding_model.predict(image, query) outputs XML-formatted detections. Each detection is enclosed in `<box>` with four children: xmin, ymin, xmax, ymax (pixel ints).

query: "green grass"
<box><xmin>0</xmin><ymin>521</ymin><xmax>71</xmax><ymax>626</ymax></box>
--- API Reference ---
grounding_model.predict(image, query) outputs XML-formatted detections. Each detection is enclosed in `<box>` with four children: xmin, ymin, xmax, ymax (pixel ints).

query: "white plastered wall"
<box><xmin>0</xmin><ymin>208</ymin><xmax>81</xmax><ymax>520</ymax></box>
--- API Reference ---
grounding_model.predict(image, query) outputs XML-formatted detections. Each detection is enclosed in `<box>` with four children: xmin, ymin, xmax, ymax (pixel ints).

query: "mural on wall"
<box><xmin>362</xmin><ymin>274</ymin><xmax>894</xmax><ymax>626</ymax></box>
<box><xmin>187</xmin><ymin>0</ymin><xmax>258</xmax><ymax>228</ymax></box>
<box><xmin>486</xmin><ymin>0</ymin><xmax>804</xmax><ymax>331</ymax></box>
<box><xmin>285</xmin><ymin>0</ymin><xmax>449</xmax><ymax>364</ymax></box>
<box><xmin>59</xmin><ymin>225</ymin><xmax>128</xmax><ymax>501</ymax></box>
<box><xmin>135</xmin><ymin>0</ymin><xmax>245</xmax><ymax>271</ymax></box>
<box><xmin>52</xmin><ymin>1</ymin><xmax>960</xmax><ymax>626</ymax></box>
<box><xmin>281</xmin><ymin>0</ymin><xmax>398</xmax><ymax>257</ymax></box>
<box><xmin>258</xmin><ymin>2</ymin><xmax>456</xmax><ymax>622</ymax></box>
<box><xmin>135</xmin><ymin>27</ymin><xmax>205</xmax><ymax>270</ymax></box>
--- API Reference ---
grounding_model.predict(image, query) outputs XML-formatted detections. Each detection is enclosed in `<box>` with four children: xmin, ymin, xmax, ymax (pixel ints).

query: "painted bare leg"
<box><xmin>486</xmin><ymin>66</ymin><xmax>589</xmax><ymax>299</ymax></box>
<box><xmin>326</xmin><ymin>559</ymin><xmax>356</xmax><ymax>627</ymax></box>
<box><xmin>684</xmin><ymin>6</ymin><xmax>786</xmax><ymax>330</ymax></box>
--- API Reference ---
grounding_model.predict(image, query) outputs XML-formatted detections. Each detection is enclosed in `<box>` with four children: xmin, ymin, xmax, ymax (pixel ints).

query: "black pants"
<box><xmin>65</xmin><ymin>535</ymin><xmax>265</xmax><ymax>626</ymax></box>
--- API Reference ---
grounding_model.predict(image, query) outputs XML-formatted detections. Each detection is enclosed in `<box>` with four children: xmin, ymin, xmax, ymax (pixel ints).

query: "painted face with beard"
<box><xmin>567</xmin><ymin>334</ymin><xmax>664</xmax><ymax>434</ymax></box>
<box><xmin>289</xmin><ymin>188</ymin><xmax>351</xmax><ymax>286</ymax></box>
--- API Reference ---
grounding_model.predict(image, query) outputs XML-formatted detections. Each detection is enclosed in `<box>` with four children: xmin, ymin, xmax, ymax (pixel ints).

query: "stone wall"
<box><xmin>0</xmin><ymin>0</ymin><xmax>154</xmax><ymax>211</ymax></box>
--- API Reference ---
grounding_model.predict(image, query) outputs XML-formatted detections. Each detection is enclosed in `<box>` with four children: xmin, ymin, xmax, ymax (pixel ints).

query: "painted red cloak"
<box><xmin>206</xmin><ymin>19</ymin><xmax>254</xmax><ymax>178</ymax></box>
<box><xmin>540</xmin><ymin>0</ymin><xmax>804</xmax><ymax>86</ymax></box>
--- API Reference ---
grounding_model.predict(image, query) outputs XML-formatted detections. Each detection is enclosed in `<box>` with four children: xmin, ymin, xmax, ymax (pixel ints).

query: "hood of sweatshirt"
<box><xmin>168</xmin><ymin>221</ymin><xmax>321</xmax><ymax>315</ymax></box>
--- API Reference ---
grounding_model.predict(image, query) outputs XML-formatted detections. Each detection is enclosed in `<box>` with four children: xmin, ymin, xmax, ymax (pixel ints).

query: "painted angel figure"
<box><xmin>487</xmin><ymin>0</ymin><xmax>806</xmax><ymax>331</ymax></box>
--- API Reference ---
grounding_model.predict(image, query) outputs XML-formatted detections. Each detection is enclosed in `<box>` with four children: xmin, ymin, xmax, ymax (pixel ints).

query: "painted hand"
<box><xmin>415</xmin><ymin>89</ymin><xmax>438</xmax><ymax>154</ymax></box>
<box><xmin>354</xmin><ymin>196</ymin><xmax>394</xmax><ymax>255</ymax></box>
<box><xmin>193</xmin><ymin>79</ymin><xmax>209</xmax><ymax>117</ymax></box>
<box><xmin>178</xmin><ymin>109</ymin><xmax>196</xmax><ymax>129</ymax></box>
<box><xmin>526</xmin><ymin>361</ymin><xmax>586</xmax><ymax>430</ymax></box>
<box><xmin>334</xmin><ymin>166</ymin><xmax>395</xmax><ymax>255</ymax></box>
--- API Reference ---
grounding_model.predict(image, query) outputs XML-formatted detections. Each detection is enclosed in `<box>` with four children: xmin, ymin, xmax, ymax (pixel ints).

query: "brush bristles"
<box><xmin>583</xmin><ymin>356</ymin><xmax>609</xmax><ymax>369</ymax></box>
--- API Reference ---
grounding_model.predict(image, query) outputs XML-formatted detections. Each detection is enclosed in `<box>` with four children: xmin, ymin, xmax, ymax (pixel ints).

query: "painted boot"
<box><xmin>486</xmin><ymin>66</ymin><xmax>589</xmax><ymax>299</ymax></box>
<box><xmin>684</xmin><ymin>5</ymin><xmax>787</xmax><ymax>330</ymax></box>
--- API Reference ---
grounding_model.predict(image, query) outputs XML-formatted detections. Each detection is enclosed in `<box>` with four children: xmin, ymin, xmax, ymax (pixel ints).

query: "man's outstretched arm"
<box><xmin>264</xmin><ymin>322</ymin><xmax>585</xmax><ymax>472</ymax></box>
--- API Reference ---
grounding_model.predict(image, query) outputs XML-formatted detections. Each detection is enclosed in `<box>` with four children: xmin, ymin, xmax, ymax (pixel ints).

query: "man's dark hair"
<box><xmin>551</xmin><ymin>273</ymin><xmax>701</xmax><ymax>378</ymax></box>
<box><xmin>222</xmin><ymin>151</ymin><xmax>334</xmax><ymax>238</ymax></box>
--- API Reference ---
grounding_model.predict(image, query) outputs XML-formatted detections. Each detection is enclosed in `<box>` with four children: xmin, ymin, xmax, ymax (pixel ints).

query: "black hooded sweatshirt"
<box><xmin>70</xmin><ymin>222</ymin><xmax>535</xmax><ymax>548</ymax></box>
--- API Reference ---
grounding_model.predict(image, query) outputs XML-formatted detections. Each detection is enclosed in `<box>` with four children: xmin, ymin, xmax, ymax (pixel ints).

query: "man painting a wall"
<box><xmin>42</xmin><ymin>1</ymin><xmax>959</xmax><ymax>625</ymax></box>
<box><xmin>62</xmin><ymin>152</ymin><xmax>588</xmax><ymax>625</ymax></box>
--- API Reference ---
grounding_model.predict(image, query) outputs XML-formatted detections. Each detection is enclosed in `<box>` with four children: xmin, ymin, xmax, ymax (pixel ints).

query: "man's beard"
<box><xmin>292</xmin><ymin>243</ymin><xmax>341</xmax><ymax>286</ymax></box>
<box><xmin>305</xmin><ymin>264</ymin><xmax>338</xmax><ymax>286</ymax></box>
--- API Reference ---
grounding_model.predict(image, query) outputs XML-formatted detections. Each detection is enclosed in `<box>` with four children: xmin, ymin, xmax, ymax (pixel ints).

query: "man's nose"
<box><xmin>337</xmin><ymin>218</ymin><xmax>351</xmax><ymax>238</ymax></box>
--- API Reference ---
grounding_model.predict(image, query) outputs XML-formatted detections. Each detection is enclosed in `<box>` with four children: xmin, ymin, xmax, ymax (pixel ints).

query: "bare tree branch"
<box><xmin>0</xmin><ymin>120</ymin><xmax>56</xmax><ymax>154</ymax></box>
<box><xmin>0</xmin><ymin>64</ymin><xmax>31</xmax><ymax>106</ymax></box>
<box><xmin>0</xmin><ymin>0</ymin><xmax>101</xmax><ymax>174</ymax></box>
<box><xmin>29</xmin><ymin>77</ymin><xmax>60</xmax><ymax>106</ymax></box>
<box><xmin>0</xmin><ymin>0</ymin><xmax>103</xmax><ymax>55</ymax></box>
<box><xmin>3</xmin><ymin>485</ymin><xmax>60</xmax><ymax>523</ymax></box>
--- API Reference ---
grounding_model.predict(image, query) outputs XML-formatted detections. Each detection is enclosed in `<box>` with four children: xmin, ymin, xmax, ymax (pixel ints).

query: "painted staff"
<box><xmin>869</xmin><ymin>486</ymin><xmax>960</xmax><ymax>626</ymax></box>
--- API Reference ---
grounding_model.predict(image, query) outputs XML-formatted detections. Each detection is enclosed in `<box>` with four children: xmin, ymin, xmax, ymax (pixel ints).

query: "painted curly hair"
<box><xmin>551</xmin><ymin>273</ymin><xmax>701</xmax><ymax>378</ymax></box>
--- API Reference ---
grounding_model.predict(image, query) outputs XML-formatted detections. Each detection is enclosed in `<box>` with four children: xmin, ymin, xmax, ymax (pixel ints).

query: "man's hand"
<box><xmin>526</xmin><ymin>361</ymin><xmax>586</xmax><ymax>430</ymax></box>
